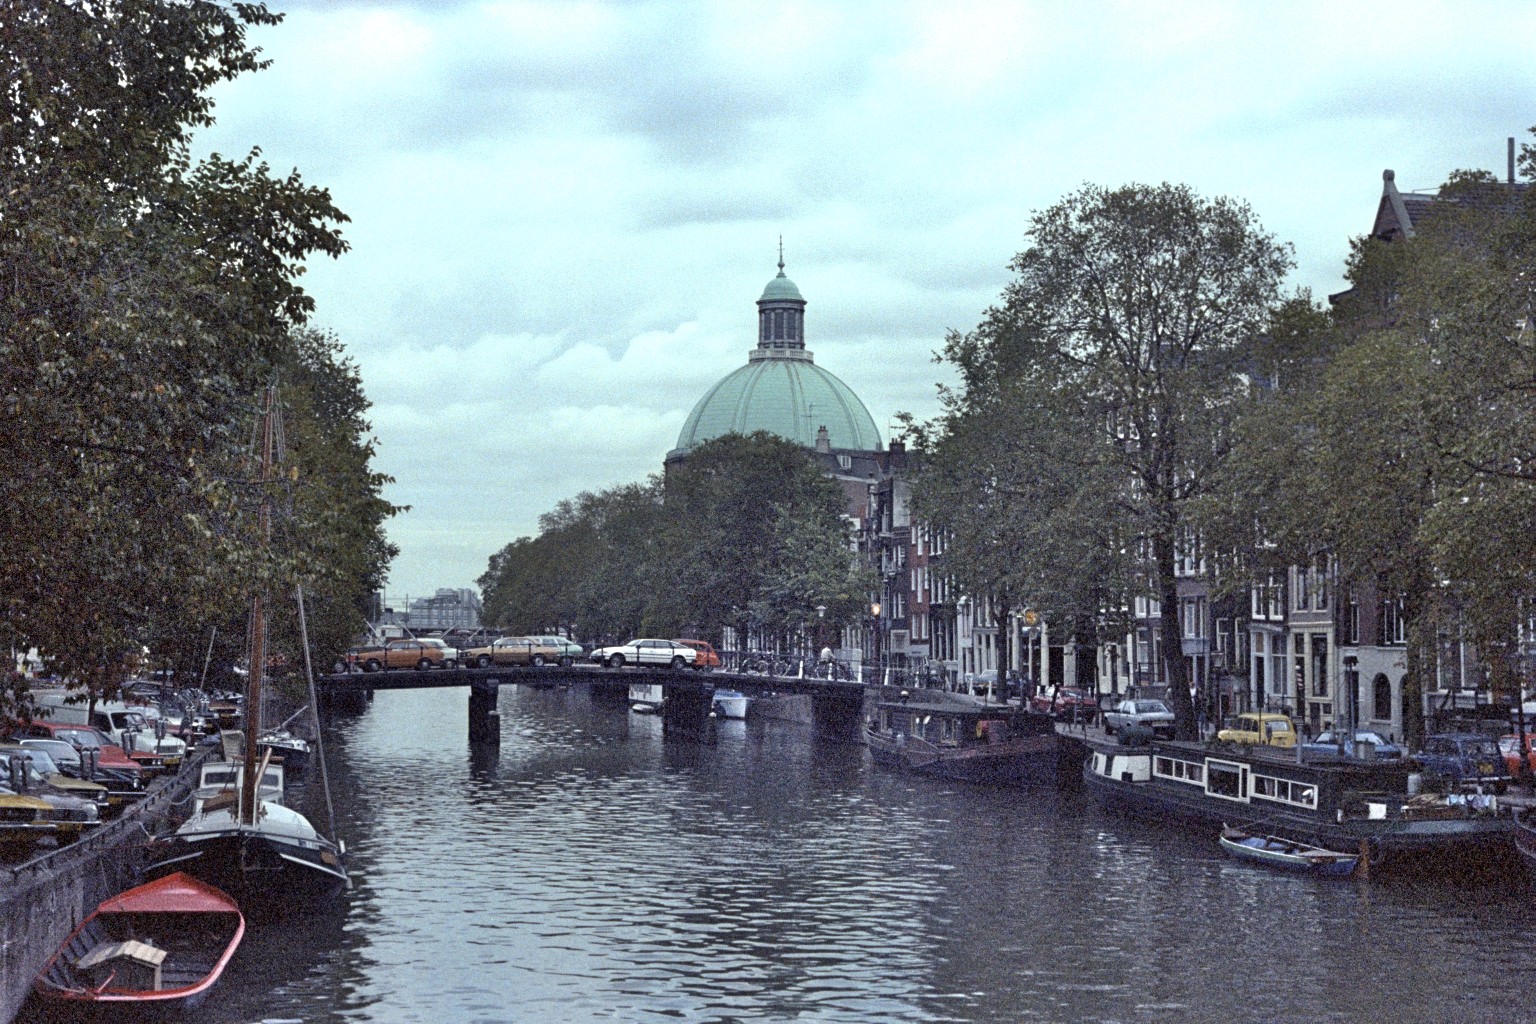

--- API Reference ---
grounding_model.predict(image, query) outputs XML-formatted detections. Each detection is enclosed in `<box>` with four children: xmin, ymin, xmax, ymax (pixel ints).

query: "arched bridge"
<box><xmin>316</xmin><ymin>663</ymin><xmax>871</xmax><ymax>743</ymax></box>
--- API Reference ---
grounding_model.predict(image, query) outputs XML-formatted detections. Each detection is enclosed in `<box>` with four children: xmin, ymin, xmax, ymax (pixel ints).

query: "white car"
<box><xmin>590</xmin><ymin>639</ymin><xmax>697</xmax><ymax>670</ymax></box>
<box><xmin>1102</xmin><ymin>699</ymin><xmax>1175</xmax><ymax>737</ymax></box>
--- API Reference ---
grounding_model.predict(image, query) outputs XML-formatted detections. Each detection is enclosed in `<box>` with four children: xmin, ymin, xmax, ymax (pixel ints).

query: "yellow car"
<box><xmin>1216</xmin><ymin>712</ymin><xmax>1297</xmax><ymax>748</ymax></box>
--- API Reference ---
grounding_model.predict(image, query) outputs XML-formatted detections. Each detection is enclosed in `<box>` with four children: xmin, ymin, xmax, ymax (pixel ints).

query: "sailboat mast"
<box><xmin>241</xmin><ymin>386</ymin><xmax>277</xmax><ymax>826</ymax></box>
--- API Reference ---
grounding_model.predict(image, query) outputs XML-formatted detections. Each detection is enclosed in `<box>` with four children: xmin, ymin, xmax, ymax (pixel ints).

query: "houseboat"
<box><xmin>866</xmin><ymin>691</ymin><xmax>1066</xmax><ymax>787</ymax></box>
<box><xmin>1084</xmin><ymin>737</ymin><xmax>1516</xmax><ymax>871</ymax></box>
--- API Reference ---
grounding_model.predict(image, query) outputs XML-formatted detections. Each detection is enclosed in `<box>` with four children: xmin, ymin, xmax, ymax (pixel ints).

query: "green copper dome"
<box><xmin>673</xmin><ymin>356</ymin><xmax>882</xmax><ymax>454</ymax></box>
<box><xmin>759</xmin><ymin>269</ymin><xmax>804</xmax><ymax>302</ymax></box>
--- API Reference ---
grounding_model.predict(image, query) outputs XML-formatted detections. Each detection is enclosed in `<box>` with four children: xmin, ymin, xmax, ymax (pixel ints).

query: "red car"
<box><xmin>1029</xmin><ymin>687</ymin><xmax>1099</xmax><ymax>720</ymax></box>
<box><xmin>1500</xmin><ymin>733</ymin><xmax>1536</xmax><ymax>779</ymax></box>
<box><xmin>673</xmin><ymin>639</ymin><xmax>721</xmax><ymax>671</ymax></box>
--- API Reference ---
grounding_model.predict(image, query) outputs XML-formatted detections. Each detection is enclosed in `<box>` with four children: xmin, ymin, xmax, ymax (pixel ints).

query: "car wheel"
<box><xmin>417</xmin><ymin>658</ymin><xmax>432</xmax><ymax>670</ymax></box>
<box><xmin>1104</xmin><ymin>724</ymin><xmax>1115</xmax><ymax>736</ymax></box>
<box><xmin>608</xmin><ymin>654</ymin><xmax>625</xmax><ymax>668</ymax></box>
<box><xmin>476</xmin><ymin>655</ymin><xmax>492</xmax><ymax>668</ymax></box>
<box><xmin>532</xmin><ymin>654</ymin><xmax>545</xmax><ymax>667</ymax></box>
<box><xmin>445</xmin><ymin>659</ymin><xmax>458</xmax><ymax>670</ymax></box>
<box><xmin>670</xmin><ymin>656</ymin><xmax>686</xmax><ymax>670</ymax></box>
<box><xmin>560</xmin><ymin>656</ymin><xmax>573</xmax><ymax>668</ymax></box>
<box><xmin>365</xmin><ymin>659</ymin><xmax>382</xmax><ymax>673</ymax></box>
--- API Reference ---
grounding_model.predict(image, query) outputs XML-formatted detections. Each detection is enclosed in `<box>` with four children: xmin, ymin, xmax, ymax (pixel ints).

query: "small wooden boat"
<box><xmin>32</xmin><ymin>871</ymin><xmax>244</xmax><ymax>1009</ymax></box>
<box><xmin>1219</xmin><ymin>824</ymin><xmax>1360</xmax><ymax>877</ymax></box>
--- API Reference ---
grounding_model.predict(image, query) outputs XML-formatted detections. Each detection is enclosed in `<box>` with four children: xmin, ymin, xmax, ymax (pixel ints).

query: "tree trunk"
<box><xmin>1153</xmin><ymin>529</ymin><xmax>1196</xmax><ymax>740</ymax></box>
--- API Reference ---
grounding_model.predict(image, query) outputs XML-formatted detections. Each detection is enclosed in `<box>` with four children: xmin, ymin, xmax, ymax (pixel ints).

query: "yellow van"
<box><xmin>1216</xmin><ymin>712</ymin><xmax>1297</xmax><ymax>748</ymax></box>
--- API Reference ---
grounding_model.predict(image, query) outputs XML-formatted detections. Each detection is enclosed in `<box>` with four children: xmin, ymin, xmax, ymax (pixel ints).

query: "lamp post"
<box><xmin>815</xmin><ymin>604</ymin><xmax>828</xmax><ymax>671</ymax></box>
<box><xmin>871</xmin><ymin>600</ymin><xmax>882</xmax><ymax>685</ymax></box>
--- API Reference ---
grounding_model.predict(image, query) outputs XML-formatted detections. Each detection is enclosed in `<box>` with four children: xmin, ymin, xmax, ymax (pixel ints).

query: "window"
<box><xmin>1373</xmin><ymin>674</ymin><xmax>1392</xmax><ymax>721</ymax></box>
<box><xmin>1294</xmin><ymin>566</ymin><xmax>1309</xmax><ymax>610</ymax></box>
<box><xmin>1311</xmin><ymin>634</ymin><xmax>1328</xmax><ymax>698</ymax></box>
<box><xmin>1204</xmin><ymin>761</ymin><xmax>1247</xmax><ymax>801</ymax></box>
<box><xmin>1346</xmin><ymin>589</ymin><xmax>1360</xmax><ymax>645</ymax></box>
<box><xmin>1252</xmin><ymin>775</ymin><xmax>1317</xmax><ymax>809</ymax></box>
<box><xmin>1314</xmin><ymin>559</ymin><xmax>1330</xmax><ymax>610</ymax></box>
<box><xmin>1380</xmin><ymin>597</ymin><xmax>1406</xmax><ymax>645</ymax></box>
<box><xmin>1153</xmin><ymin>756</ymin><xmax>1205</xmax><ymax>785</ymax></box>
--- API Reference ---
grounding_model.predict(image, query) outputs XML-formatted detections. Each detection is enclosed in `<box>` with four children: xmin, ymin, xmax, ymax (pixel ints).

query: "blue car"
<box><xmin>1416</xmin><ymin>733</ymin><xmax>1512</xmax><ymax>789</ymax></box>
<box><xmin>1298</xmin><ymin>729</ymin><xmax>1405</xmax><ymax>761</ymax></box>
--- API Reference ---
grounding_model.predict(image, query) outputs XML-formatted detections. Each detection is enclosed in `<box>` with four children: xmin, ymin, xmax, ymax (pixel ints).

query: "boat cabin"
<box><xmin>871</xmin><ymin>696</ymin><xmax>1053</xmax><ymax>748</ymax></box>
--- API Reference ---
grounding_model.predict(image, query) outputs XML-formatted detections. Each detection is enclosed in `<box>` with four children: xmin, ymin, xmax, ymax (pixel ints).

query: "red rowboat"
<box><xmin>32</xmin><ymin>871</ymin><xmax>245</xmax><ymax>1008</ymax></box>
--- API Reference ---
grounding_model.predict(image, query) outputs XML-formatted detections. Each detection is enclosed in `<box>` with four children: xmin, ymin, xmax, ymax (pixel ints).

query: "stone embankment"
<box><xmin>0</xmin><ymin>749</ymin><xmax>208</xmax><ymax>1024</ymax></box>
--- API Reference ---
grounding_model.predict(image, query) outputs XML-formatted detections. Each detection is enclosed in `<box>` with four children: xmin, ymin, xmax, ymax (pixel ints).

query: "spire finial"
<box><xmin>777</xmin><ymin>235</ymin><xmax>785</xmax><ymax>275</ymax></box>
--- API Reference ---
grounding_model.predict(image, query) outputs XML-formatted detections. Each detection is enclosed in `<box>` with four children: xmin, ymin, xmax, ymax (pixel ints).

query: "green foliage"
<box><xmin>916</xmin><ymin>183</ymin><xmax>1291</xmax><ymax>736</ymax></box>
<box><xmin>0</xmin><ymin>2</ymin><xmax>393</xmax><ymax>719</ymax></box>
<box><xmin>477</xmin><ymin>433</ymin><xmax>867</xmax><ymax>649</ymax></box>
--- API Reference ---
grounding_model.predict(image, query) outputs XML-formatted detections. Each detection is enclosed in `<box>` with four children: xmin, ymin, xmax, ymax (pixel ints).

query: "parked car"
<box><xmin>590</xmin><ymin>639</ymin><xmax>697</xmax><ymax>670</ymax></box>
<box><xmin>462</xmin><ymin>637</ymin><xmax>563</xmax><ymax>668</ymax></box>
<box><xmin>672</xmin><ymin>639</ymin><xmax>721</xmax><ymax>671</ymax></box>
<box><xmin>1029</xmin><ymin>687</ymin><xmax>1098</xmax><ymax>720</ymax></box>
<box><xmin>1102</xmin><ymin>699</ymin><xmax>1175</xmax><ymax>737</ymax></box>
<box><xmin>1499</xmin><ymin>732</ymin><xmax>1536</xmax><ymax>778</ymax></box>
<box><xmin>419</xmin><ymin>638</ymin><xmax>461</xmax><ymax>669</ymax></box>
<box><xmin>354</xmin><ymin>639</ymin><xmax>453</xmax><ymax>672</ymax></box>
<box><xmin>0</xmin><ymin>745</ymin><xmax>102</xmax><ymax>840</ymax></box>
<box><xmin>1416</xmin><ymin>733</ymin><xmax>1513</xmax><ymax>790</ymax></box>
<box><xmin>1298</xmin><ymin>729</ymin><xmax>1405</xmax><ymax>761</ymax></box>
<box><xmin>525</xmin><ymin>636</ymin><xmax>583</xmax><ymax>666</ymax></box>
<box><xmin>1216</xmin><ymin>712</ymin><xmax>1297</xmax><ymax>748</ymax></box>
<box><xmin>13</xmin><ymin>723</ymin><xmax>146</xmax><ymax>807</ymax></box>
<box><xmin>13</xmin><ymin>737</ymin><xmax>142</xmax><ymax>814</ymax></box>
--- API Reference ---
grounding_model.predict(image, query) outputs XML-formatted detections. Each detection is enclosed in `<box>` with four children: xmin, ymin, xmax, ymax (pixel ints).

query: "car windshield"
<box><xmin>1135</xmin><ymin>702</ymin><xmax>1167</xmax><ymax>714</ymax></box>
<box><xmin>21</xmin><ymin>749</ymin><xmax>60</xmax><ymax>774</ymax></box>
<box><xmin>58</xmin><ymin>729</ymin><xmax>103</xmax><ymax>750</ymax></box>
<box><xmin>1467</xmin><ymin>739</ymin><xmax>1500</xmax><ymax>757</ymax></box>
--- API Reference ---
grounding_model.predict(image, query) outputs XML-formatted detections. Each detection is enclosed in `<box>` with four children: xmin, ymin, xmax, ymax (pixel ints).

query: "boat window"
<box><xmin>941</xmin><ymin>718</ymin><xmax>956</xmax><ymax>743</ymax></box>
<box><xmin>1205</xmin><ymin>761</ymin><xmax>1246</xmax><ymax>801</ymax></box>
<box><xmin>1153</xmin><ymin>756</ymin><xmax>1204</xmax><ymax>785</ymax></box>
<box><xmin>1252</xmin><ymin>774</ymin><xmax>1317</xmax><ymax>809</ymax></box>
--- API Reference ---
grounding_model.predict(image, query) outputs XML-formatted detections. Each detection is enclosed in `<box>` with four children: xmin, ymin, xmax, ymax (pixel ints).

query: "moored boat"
<box><xmin>866</xmin><ymin>690</ymin><xmax>1065</xmax><ymax>787</ymax></box>
<box><xmin>1085</xmin><ymin>736</ymin><xmax>1515</xmax><ymax>872</ymax></box>
<box><xmin>629</xmin><ymin>682</ymin><xmax>664</xmax><ymax>714</ymax></box>
<box><xmin>711</xmin><ymin>689</ymin><xmax>750</xmax><ymax>719</ymax></box>
<box><xmin>1218</xmin><ymin>824</ymin><xmax>1360</xmax><ymax>876</ymax></box>
<box><xmin>32</xmin><ymin>871</ymin><xmax>244</xmax><ymax>1009</ymax></box>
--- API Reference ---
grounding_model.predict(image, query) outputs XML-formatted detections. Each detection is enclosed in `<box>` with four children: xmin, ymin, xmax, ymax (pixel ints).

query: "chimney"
<box><xmin>814</xmin><ymin>425</ymin><xmax>831</xmax><ymax>453</ymax></box>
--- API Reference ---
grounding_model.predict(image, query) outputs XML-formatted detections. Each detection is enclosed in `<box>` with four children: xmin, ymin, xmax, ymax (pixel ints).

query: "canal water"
<box><xmin>33</xmin><ymin>683</ymin><xmax>1536</xmax><ymax>1023</ymax></box>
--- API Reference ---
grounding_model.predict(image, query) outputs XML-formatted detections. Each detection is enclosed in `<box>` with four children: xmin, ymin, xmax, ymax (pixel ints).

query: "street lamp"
<box><xmin>871</xmin><ymin>600</ymin><xmax>882</xmax><ymax>684</ymax></box>
<box><xmin>815</xmin><ymin>604</ymin><xmax>828</xmax><ymax>665</ymax></box>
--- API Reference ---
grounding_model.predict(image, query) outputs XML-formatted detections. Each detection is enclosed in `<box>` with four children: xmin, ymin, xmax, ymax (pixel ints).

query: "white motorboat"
<box><xmin>711</xmin><ymin>689</ymin><xmax>750</xmax><ymax>719</ymax></box>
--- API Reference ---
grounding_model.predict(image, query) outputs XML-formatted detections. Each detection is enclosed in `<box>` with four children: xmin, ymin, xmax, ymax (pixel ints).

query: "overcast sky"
<box><xmin>194</xmin><ymin>0</ymin><xmax>1536</xmax><ymax>606</ymax></box>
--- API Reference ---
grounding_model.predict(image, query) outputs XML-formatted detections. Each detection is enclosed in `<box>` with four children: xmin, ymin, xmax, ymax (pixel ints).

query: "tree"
<box><xmin>0</xmin><ymin>2</ymin><xmax>386</xmax><ymax>720</ymax></box>
<box><xmin>920</xmin><ymin>183</ymin><xmax>1291</xmax><ymax>737</ymax></box>
<box><xmin>650</xmin><ymin>432</ymin><xmax>859</xmax><ymax>647</ymax></box>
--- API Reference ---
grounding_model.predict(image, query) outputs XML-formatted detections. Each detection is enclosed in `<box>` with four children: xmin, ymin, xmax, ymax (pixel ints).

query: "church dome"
<box><xmin>670</xmin><ymin>254</ymin><xmax>882</xmax><ymax>458</ymax></box>
<box><xmin>673</xmin><ymin>358</ymin><xmax>882</xmax><ymax>454</ymax></box>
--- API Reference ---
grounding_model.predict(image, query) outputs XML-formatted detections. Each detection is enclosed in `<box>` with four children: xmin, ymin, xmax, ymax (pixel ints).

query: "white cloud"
<box><xmin>191</xmin><ymin>0</ymin><xmax>1536</xmax><ymax>600</ymax></box>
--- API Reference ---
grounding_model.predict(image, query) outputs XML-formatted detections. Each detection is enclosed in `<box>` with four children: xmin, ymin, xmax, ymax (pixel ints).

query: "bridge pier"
<box><xmin>811</xmin><ymin>689</ymin><xmax>868</xmax><ymax>743</ymax></box>
<box><xmin>468</xmin><ymin>676</ymin><xmax>501</xmax><ymax>744</ymax></box>
<box><xmin>662</xmin><ymin>679</ymin><xmax>715</xmax><ymax>741</ymax></box>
